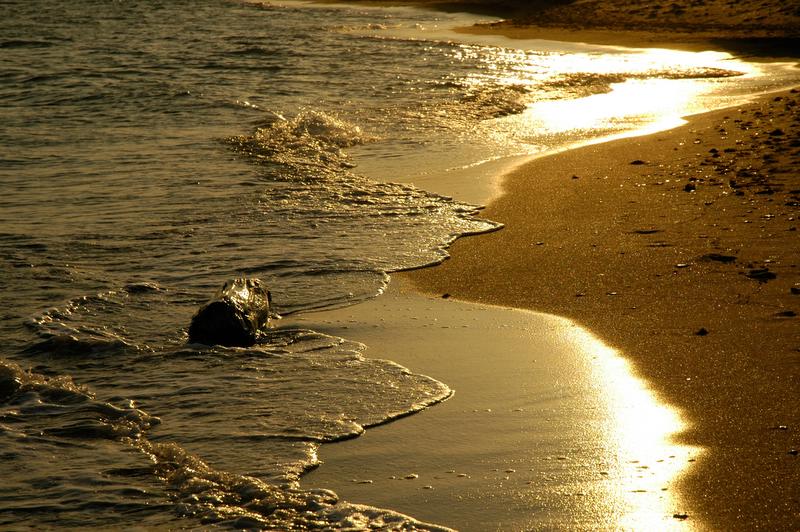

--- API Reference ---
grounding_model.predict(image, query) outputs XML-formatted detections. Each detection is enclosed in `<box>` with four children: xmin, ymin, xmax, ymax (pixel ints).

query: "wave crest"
<box><xmin>226</xmin><ymin>110</ymin><xmax>374</xmax><ymax>176</ymax></box>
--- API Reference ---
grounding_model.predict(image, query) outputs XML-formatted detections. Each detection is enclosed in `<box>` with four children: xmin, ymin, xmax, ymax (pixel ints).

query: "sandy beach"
<box><xmin>297</xmin><ymin>1</ymin><xmax>800</xmax><ymax>528</ymax></box>
<box><xmin>408</xmin><ymin>89</ymin><xmax>800</xmax><ymax>529</ymax></box>
<box><xmin>300</xmin><ymin>88</ymin><xmax>800</xmax><ymax>529</ymax></box>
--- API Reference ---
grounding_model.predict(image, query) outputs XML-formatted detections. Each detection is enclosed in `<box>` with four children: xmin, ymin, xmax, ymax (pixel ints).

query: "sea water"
<box><xmin>1</xmin><ymin>0</ymin><xmax>798</xmax><ymax>529</ymax></box>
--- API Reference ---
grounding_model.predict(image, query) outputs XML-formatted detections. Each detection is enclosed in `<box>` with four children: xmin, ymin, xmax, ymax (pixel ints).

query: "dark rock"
<box><xmin>441</xmin><ymin>293</ymin><xmax>451</xmax><ymax>299</ymax></box>
<box><xmin>775</xmin><ymin>310</ymin><xmax>797</xmax><ymax>318</ymax></box>
<box><xmin>630</xmin><ymin>159</ymin><xmax>647</xmax><ymax>165</ymax></box>
<box><xmin>683</xmin><ymin>183</ymin><xmax>696</xmax><ymax>192</ymax></box>
<box><xmin>745</xmin><ymin>268</ymin><xmax>776</xmax><ymax>282</ymax></box>
<box><xmin>188</xmin><ymin>278</ymin><xmax>273</xmax><ymax>347</ymax></box>
<box><xmin>789</xmin><ymin>449</ymin><xmax>799</xmax><ymax>456</ymax></box>
<box><xmin>0</xmin><ymin>366</ymin><xmax>22</xmax><ymax>401</ymax></box>
<box><xmin>701</xmin><ymin>253</ymin><xmax>737</xmax><ymax>263</ymax></box>
<box><xmin>791</xmin><ymin>286</ymin><xmax>800</xmax><ymax>295</ymax></box>
<box><xmin>695</xmin><ymin>328</ymin><xmax>709</xmax><ymax>336</ymax></box>
<box><xmin>673</xmin><ymin>513</ymin><xmax>689</xmax><ymax>520</ymax></box>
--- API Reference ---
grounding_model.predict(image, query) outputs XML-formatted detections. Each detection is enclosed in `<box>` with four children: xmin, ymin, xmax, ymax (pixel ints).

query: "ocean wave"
<box><xmin>0</xmin><ymin>360</ymin><xmax>158</xmax><ymax>437</ymax></box>
<box><xmin>140</xmin><ymin>439</ymin><xmax>451</xmax><ymax>530</ymax></box>
<box><xmin>458</xmin><ymin>83</ymin><xmax>530</xmax><ymax>120</ymax></box>
<box><xmin>225</xmin><ymin>110</ymin><xmax>375</xmax><ymax>176</ymax></box>
<box><xmin>0</xmin><ymin>349</ymin><xmax>452</xmax><ymax>529</ymax></box>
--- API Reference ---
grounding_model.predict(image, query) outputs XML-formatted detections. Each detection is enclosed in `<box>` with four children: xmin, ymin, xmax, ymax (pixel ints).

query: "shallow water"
<box><xmin>1</xmin><ymin>0</ymin><xmax>798</xmax><ymax>528</ymax></box>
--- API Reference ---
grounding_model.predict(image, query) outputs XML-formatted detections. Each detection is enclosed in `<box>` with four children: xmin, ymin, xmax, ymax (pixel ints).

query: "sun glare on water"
<box><xmin>476</xmin><ymin>47</ymin><xmax>762</xmax><ymax>152</ymax></box>
<box><xmin>566</xmin><ymin>325</ymin><xmax>702</xmax><ymax>530</ymax></box>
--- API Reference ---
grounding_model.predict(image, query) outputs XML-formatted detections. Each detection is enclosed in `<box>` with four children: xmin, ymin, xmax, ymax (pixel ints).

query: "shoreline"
<box><xmin>454</xmin><ymin>23</ymin><xmax>800</xmax><ymax>57</ymax></box>
<box><xmin>291</xmin><ymin>2</ymin><xmax>799</xmax><ymax>527</ymax></box>
<box><xmin>297</xmin><ymin>279</ymin><xmax>701</xmax><ymax>530</ymax></box>
<box><xmin>406</xmin><ymin>88</ymin><xmax>800</xmax><ymax>529</ymax></box>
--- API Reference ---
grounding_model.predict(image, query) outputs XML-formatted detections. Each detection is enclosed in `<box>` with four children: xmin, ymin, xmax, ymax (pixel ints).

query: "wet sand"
<box><xmin>297</xmin><ymin>281</ymin><xmax>700</xmax><ymax>530</ymax></box>
<box><xmin>408</xmin><ymin>89</ymin><xmax>800</xmax><ymax>529</ymax></box>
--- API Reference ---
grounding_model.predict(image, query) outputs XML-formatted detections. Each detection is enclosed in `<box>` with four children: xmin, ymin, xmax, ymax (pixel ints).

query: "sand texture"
<box><xmin>408</xmin><ymin>89</ymin><xmax>800</xmax><ymax>529</ymax></box>
<box><xmin>351</xmin><ymin>0</ymin><xmax>800</xmax><ymax>55</ymax></box>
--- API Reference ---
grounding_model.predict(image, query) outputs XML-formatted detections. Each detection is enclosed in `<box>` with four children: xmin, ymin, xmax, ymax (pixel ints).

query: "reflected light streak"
<box><xmin>481</xmin><ymin>47</ymin><xmax>763</xmax><ymax>152</ymax></box>
<box><xmin>568</xmin><ymin>325</ymin><xmax>703</xmax><ymax>530</ymax></box>
<box><xmin>527</xmin><ymin>78</ymin><xmax>697</xmax><ymax>135</ymax></box>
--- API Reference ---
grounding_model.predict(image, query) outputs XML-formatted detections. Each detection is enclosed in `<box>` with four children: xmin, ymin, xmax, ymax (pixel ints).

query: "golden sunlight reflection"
<box><xmin>567</xmin><ymin>325</ymin><xmax>702</xmax><ymax>530</ymax></box>
<box><xmin>527</xmin><ymin>78</ymin><xmax>695</xmax><ymax>135</ymax></box>
<box><xmin>481</xmin><ymin>47</ymin><xmax>762</xmax><ymax>150</ymax></box>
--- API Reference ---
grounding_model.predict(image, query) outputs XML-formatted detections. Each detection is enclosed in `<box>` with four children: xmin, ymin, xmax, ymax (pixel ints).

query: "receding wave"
<box><xmin>141</xmin><ymin>439</ymin><xmax>451</xmax><ymax>530</ymax></box>
<box><xmin>1</xmin><ymin>342</ymin><xmax>452</xmax><ymax>530</ymax></box>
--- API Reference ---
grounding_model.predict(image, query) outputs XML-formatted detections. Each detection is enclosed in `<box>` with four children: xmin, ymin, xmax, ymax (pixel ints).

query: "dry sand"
<box><xmin>408</xmin><ymin>89</ymin><xmax>800</xmax><ymax>529</ymax></box>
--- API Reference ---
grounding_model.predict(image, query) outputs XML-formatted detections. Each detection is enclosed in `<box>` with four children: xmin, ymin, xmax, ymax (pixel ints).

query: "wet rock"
<box><xmin>188</xmin><ymin>278</ymin><xmax>273</xmax><ymax>347</ymax></box>
<box><xmin>745</xmin><ymin>268</ymin><xmax>776</xmax><ymax>282</ymax></box>
<box><xmin>0</xmin><ymin>366</ymin><xmax>22</xmax><ymax>401</ymax></box>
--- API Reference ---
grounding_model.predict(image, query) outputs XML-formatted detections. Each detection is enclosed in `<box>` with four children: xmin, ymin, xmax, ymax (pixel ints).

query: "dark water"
<box><xmin>2</xmin><ymin>0</ymin><xmax>798</xmax><ymax>529</ymax></box>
